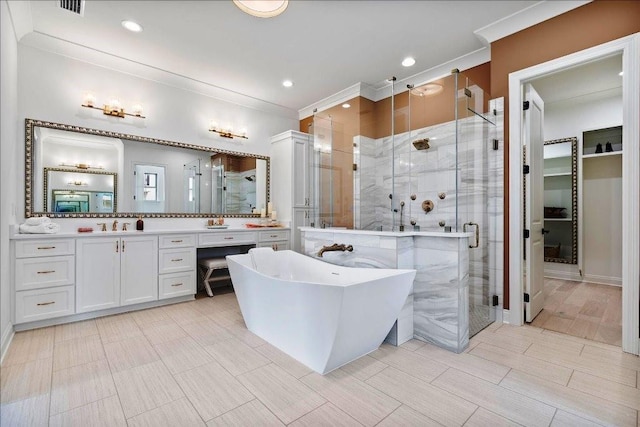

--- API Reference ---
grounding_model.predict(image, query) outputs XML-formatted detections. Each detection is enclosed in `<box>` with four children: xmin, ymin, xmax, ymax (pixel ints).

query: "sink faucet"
<box><xmin>317</xmin><ymin>243</ymin><xmax>353</xmax><ymax>257</ymax></box>
<box><xmin>112</xmin><ymin>220</ymin><xmax>118</xmax><ymax>231</ymax></box>
<box><xmin>122</xmin><ymin>222</ymin><xmax>130</xmax><ymax>231</ymax></box>
<box><xmin>97</xmin><ymin>223</ymin><xmax>107</xmax><ymax>232</ymax></box>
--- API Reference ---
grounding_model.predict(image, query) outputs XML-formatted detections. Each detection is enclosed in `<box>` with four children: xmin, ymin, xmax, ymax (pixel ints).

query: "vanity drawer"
<box><xmin>258</xmin><ymin>230</ymin><xmax>290</xmax><ymax>242</ymax></box>
<box><xmin>15</xmin><ymin>255</ymin><xmax>75</xmax><ymax>291</ymax></box>
<box><xmin>199</xmin><ymin>232</ymin><xmax>257</xmax><ymax>247</ymax></box>
<box><xmin>159</xmin><ymin>234</ymin><xmax>196</xmax><ymax>249</ymax></box>
<box><xmin>159</xmin><ymin>271</ymin><xmax>196</xmax><ymax>300</ymax></box>
<box><xmin>15</xmin><ymin>285</ymin><xmax>75</xmax><ymax>323</ymax></box>
<box><xmin>15</xmin><ymin>239</ymin><xmax>75</xmax><ymax>258</ymax></box>
<box><xmin>159</xmin><ymin>247</ymin><xmax>196</xmax><ymax>274</ymax></box>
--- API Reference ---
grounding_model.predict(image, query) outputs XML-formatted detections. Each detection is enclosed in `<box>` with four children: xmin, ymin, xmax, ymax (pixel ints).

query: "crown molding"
<box><xmin>474</xmin><ymin>0</ymin><xmax>591</xmax><ymax>45</ymax></box>
<box><xmin>297</xmin><ymin>47</ymin><xmax>490</xmax><ymax>120</ymax></box>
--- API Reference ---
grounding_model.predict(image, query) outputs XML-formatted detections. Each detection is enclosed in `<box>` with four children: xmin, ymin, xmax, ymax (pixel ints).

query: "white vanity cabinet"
<box><xmin>257</xmin><ymin>229</ymin><xmax>290</xmax><ymax>251</ymax></box>
<box><xmin>158</xmin><ymin>234</ymin><xmax>196</xmax><ymax>299</ymax></box>
<box><xmin>14</xmin><ymin>239</ymin><xmax>76</xmax><ymax>323</ymax></box>
<box><xmin>76</xmin><ymin>235</ymin><xmax>158</xmax><ymax>313</ymax></box>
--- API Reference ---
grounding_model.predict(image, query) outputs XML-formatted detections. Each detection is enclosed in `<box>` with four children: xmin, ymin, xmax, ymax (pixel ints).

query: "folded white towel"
<box><xmin>248</xmin><ymin>247</ymin><xmax>280</xmax><ymax>277</ymax></box>
<box><xmin>19</xmin><ymin>222</ymin><xmax>60</xmax><ymax>234</ymax></box>
<box><xmin>25</xmin><ymin>216</ymin><xmax>51</xmax><ymax>226</ymax></box>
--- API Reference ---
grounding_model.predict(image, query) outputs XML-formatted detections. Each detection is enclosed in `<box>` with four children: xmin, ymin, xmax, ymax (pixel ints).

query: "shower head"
<box><xmin>245</xmin><ymin>175</ymin><xmax>255</xmax><ymax>182</ymax></box>
<box><xmin>412</xmin><ymin>138</ymin><xmax>430</xmax><ymax>151</ymax></box>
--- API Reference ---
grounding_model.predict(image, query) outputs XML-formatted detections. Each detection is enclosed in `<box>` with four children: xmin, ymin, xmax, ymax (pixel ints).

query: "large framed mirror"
<box><xmin>543</xmin><ymin>136</ymin><xmax>578</xmax><ymax>264</ymax></box>
<box><xmin>25</xmin><ymin>118</ymin><xmax>270</xmax><ymax>218</ymax></box>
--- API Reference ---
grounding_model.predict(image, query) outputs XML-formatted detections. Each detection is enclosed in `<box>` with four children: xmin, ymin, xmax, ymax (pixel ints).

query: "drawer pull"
<box><xmin>223</xmin><ymin>237</ymin><xmax>234</xmax><ymax>240</ymax></box>
<box><xmin>171</xmin><ymin>240</ymin><xmax>183</xmax><ymax>243</ymax></box>
<box><xmin>37</xmin><ymin>246</ymin><xmax>56</xmax><ymax>250</ymax></box>
<box><xmin>171</xmin><ymin>283</ymin><xmax>183</xmax><ymax>287</ymax></box>
<box><xmin>270</xmin><ymin>235</ymin><xmax>278</xmax><ymax>238</ymax></box>
<box><xmin>37</xmin><ymin>270</ymin><xmax>56</xmax><ymax>274</ymax></box>
<box><xmin>171</xmin><ymin>258</ymin><xmax>183</xmax><ymax>262</ymax></box>
<box><xmin>36</xmin><ymin>301</ymin><xmax>55</xmax><ymax>306</ymax></box>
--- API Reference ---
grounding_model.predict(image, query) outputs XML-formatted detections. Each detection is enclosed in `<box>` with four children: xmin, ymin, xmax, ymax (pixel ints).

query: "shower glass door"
<box><xmin>455</xmin><ymin>72</ymin><xmax>497</xmax><ymax>337</ymax></box>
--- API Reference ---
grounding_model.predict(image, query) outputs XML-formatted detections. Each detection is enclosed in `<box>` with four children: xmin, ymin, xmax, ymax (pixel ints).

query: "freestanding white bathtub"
<box><xmin>226</xmin><ymin>248</ymin><xmax>416</xmax><ymax>374</ymax></box>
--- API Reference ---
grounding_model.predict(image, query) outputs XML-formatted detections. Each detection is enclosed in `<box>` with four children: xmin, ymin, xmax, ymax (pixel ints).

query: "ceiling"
<box><xmin>531</xmin><ymin>54</ymin><xmax>623</xmax><ymax>105</ymax></box>
<box><xmin>16</xmin><ymin>1</ymin><xmax>589</xmax><ymax>115</ymax></box>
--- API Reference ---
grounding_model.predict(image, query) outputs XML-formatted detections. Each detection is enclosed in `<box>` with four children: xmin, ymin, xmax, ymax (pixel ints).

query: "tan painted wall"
<box><xmin>490</xmin><ymin>0</ymin><xmax>640</xmax><ymax>308</ymax></box>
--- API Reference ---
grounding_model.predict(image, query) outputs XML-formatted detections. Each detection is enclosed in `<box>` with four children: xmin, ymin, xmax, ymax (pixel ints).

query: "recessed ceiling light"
<box><xmin>342</xmin><ymin>103</ymin><xmax>351</xmax><ymax>109</ymax></box>
<box><xmin>121</xmin><ymin>20</ymin><xmax>143</xmax><ymax>32</ymax></box>
<box><xmin>619</xmin><ymin>71</ymin><xmax>624</xmax><ymax>76</ymax></box>
<box><xmin>402</xmin><ymin>57</ymin><xmax>416</xmax><ymax>67</ymax></box>
<box><xmin>282</xmin><ymin>80</ymin><xmax>293</xmax><ymax>88</ymax></box>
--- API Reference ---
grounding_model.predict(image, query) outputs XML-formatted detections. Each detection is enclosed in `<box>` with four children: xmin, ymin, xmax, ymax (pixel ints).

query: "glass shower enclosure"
<box><xmin>310</xmin><ymin>70</ymin><xmax>499</xmax><ymax>337</ymax></box>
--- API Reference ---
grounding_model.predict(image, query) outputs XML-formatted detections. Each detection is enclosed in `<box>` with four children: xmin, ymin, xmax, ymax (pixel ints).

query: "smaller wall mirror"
<box><xmin>44</xmin><ymin>168</ymin><xmax>117</xmax><ymax>213</ymax></box>
<box><xmin>543</xmin><ymin>137</ymin><xmax>578</xmax><ymax>264</ymax></box>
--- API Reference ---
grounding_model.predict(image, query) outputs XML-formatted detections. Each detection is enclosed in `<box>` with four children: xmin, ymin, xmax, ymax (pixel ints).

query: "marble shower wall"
<box><xmin>353</xmin><ymin>98</ymin><xmax>505</xmax><ymax>319</ymax></box>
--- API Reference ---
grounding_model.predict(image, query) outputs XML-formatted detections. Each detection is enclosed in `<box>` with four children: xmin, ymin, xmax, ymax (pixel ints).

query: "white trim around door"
<box><xmin>508</xmin><ymin>33</ymin><xmax>640</xmax><ymax>355</ymax></box>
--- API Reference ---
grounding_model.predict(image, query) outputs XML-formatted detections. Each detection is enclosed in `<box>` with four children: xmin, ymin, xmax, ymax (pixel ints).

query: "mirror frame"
<box><xmin>25</xmin><ymin>118</ymin><xmax>270</xmax><ymax>218</ymax></box>
<box><xmin>543</xmin><ymin>136</ymin><xmax>578</xmax><ymax>265</ymax></box>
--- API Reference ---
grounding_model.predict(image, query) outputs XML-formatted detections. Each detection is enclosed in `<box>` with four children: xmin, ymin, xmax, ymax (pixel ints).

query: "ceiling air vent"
<box><xmin>58</xmin><ymin>0</ymin><xmax>84</xmax><ymax>16</ymax></box>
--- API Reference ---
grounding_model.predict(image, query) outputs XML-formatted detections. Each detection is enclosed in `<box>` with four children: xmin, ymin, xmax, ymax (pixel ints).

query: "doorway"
<box><xmin>508</xmin><ymin>34</ymin><xmax>640</xmax><ymax>355</ymax></box>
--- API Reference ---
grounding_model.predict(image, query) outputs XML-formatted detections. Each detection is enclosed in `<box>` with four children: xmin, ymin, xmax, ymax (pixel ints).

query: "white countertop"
<box><xmin>11</xmin><ymin>226</ymin><xmax>289</xmax><ymax>240</ymax></box>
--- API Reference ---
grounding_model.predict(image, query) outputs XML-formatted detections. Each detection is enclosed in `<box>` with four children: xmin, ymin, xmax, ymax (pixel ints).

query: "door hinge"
<box><xmin>353</xmin><ymin>163</ymin><xmax>358</xmax><ymax>171</ymax></box>
<box><xmin>523</xmin><ymin>101</ymin><xmax>530</xmax><ymax>111</ymax></box>
<box><xmin>524</xmin><ymin>293</ymin><xmax>530</xmax><ymax>303</ymax></box>
<box><xmin>492</xmin><ymin>139</ymin><xmax>499</xmax><ymax>150</ymax></box>
<box><xmin>464</xmin><ymin>88</ymin><xmax>472</xmax><ymax>98</ymax></box>
<box><xmin>523</xmin><ymin>229</ymin><xmax>530</xmax><ymax>239</ymax></box>
<box><xmin>133</xmin><ymin>170</ymin><xmax>137</xmax><ymax>175</ymax></box>
<box><xmin>492</xmin><ymin>295</ymin><xmax>499</xmax><ymax>306</ymax></box>
<box><xmin>523</xmin><ymin>164</ymin><xmax>530</xmax><ymax>174</ymax></box>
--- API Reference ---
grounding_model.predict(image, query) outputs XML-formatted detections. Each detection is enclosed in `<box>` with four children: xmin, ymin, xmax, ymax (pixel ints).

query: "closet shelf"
<box><xmin>544</xmin><ymin>218</ymin><xmax>572</xmax><ymax>222</ymax></box>
<box><xmin>583</xmin><ymin>151</ymin><xmax>622</xmax><ymax>159</ymax></box>
<box><xmin>543</xmin><ymin>172</ymin><xmax>571</xmax><ymax>177</ymax></box>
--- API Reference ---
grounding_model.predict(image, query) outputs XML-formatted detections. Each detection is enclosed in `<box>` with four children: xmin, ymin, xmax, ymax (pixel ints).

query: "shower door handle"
<box><xmin>463</xmin><ymin>222</ymin><xmax>479</xmax><ymax>248</ymax></box>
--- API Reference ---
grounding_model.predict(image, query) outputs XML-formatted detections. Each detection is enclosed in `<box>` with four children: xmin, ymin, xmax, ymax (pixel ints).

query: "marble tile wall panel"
<box><xmin>412</xmin><ymin>236</ymin><xmax>468</xmax><ymax>353</ymax></box>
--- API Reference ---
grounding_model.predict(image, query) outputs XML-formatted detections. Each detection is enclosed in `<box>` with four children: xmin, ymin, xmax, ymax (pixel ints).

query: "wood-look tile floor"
<box><xmin>532</xmin><ymin>279</ymin><xmax>622</xmax><ymax>346</ymax></box>
<box><xmin>2</xmin><ymin>290</ymin><xmax>638</xmax><ymax>426</ymax></box>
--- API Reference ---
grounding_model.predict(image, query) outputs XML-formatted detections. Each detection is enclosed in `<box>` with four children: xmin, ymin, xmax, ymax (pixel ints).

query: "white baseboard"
<box><xmin>1</xmin><ymin>323</ymin><xmax>15</xmax><ymax>364</ymax></box>
<box><xmin>502</xmin><ymin>309</ymin><xmax>510</xmax><ymax>324</ymax></box>
<box><xmin>583</xmin><ymin>274</ymin><xmax>622</xmax><ymax>287</ymax></box>
<box><xmin>543</xmin><ymin>270</ymin><xmax>582</xmax><ymax>282</ymax></box>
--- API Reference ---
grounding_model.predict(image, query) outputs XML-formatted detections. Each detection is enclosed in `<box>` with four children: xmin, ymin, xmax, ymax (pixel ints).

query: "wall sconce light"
<box><xmin>59</xmin><ymin>162</ymin><xmax>104</xmax><ymax>170</ymax></box>
<box><xmin>81</xmin><ymin>93</ymin><xmax>146</xmax><ymax>119</ymax></box>
<box><xmin>209</xmin><ymin>121</ymin><xmax>248</xmax><ymax>139</ymax></box>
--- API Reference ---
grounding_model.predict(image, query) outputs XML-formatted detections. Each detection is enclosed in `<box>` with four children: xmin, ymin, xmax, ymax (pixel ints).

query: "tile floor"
<box><xmin>531</xmin><ymin>279</ymin><xmax>622</xmax><ymax>346</ymax></box>
<box><xmin>1</xmin><ymin>290</ymin><xmax>638</xmax><ymax>426</ymax></box>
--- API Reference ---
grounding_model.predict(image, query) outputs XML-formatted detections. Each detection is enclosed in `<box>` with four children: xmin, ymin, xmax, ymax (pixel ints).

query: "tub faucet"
<box><xmin>317</xmin><ymin>243</ymin><xmax>353</xmax><ymax>257</ymax></box>
<box><xmin>112</xmin><ymin>220</ymin><xmax>118</xmax><ymax>231</ymax></box>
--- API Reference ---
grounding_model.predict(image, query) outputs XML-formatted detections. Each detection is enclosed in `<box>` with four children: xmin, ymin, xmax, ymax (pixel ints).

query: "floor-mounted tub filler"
<box><xmin>226</xmin><ymin>248</ymin><xmax>416</xmax><ymax>374</ymax></box>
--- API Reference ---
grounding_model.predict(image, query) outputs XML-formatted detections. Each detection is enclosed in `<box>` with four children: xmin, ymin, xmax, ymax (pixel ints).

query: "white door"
<box><xmin>121</xmin><ymin>236</ymin><xmax>158</xmax><ymax>305</ymax></box>
<box><xmin>76</xmin><ymin>238</ymin><xmax>120</xmax><ymax>313</ymax></box>
<box><xmin>524</xmin><ymin>84</ymin><xmax>545</xmax><ymax>322</ymax></box>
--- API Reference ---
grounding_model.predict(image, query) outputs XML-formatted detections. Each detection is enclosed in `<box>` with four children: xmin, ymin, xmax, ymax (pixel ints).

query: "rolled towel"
<box><xmin>19</xmin><ymin>222</ymin><xmax>60</xmax><ymax>234</ymax></box>
<box><xmin>25</xmin><ymin>216</ymin><xmax>51</xmax><ymax>226</ymax></box>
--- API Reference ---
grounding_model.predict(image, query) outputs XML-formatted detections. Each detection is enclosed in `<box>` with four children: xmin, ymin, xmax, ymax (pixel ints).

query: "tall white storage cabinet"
<box><xmin>76</xmin><ymin>235</ymin><xmax>158</xmax><ymax>312</ymax></box>
<box><xmin>270</xmin><ymin>131</ymin><xmax>314</xmax><ymax>252</ymax></box>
